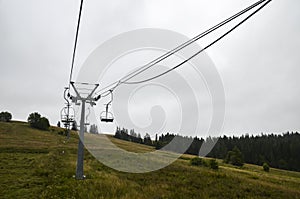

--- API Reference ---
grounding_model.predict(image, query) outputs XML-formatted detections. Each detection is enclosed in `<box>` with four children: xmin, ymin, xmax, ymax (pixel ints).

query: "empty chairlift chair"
<box><xmin>100</xmin><ymin>90</ymin><xmax>114</xmax><ymax>123</ymax></box>
<box><xmin>61</xmin><ymin>106</ymin><xmax>75</xmax><ymax>127</ymax></box>
<box><xmin>100</xmin><ymin>104</ymin><xmax>114</xmax><ymax>123</ymax></box>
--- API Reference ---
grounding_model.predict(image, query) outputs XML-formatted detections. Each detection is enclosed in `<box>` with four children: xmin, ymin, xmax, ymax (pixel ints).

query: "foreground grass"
<box><xmin>0</xmin><ymin>121</ymin><xmax>300</xmax><ymax>199</ymax></box>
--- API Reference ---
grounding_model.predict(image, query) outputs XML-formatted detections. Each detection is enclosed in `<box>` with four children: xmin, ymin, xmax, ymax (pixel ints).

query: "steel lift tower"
<box><xmin>70</xmin><ymin>82</ymin><xmax>99</xmax><ymax>180</ymax></box>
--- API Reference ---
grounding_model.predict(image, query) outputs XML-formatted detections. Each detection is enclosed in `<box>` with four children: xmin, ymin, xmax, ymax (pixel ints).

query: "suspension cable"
<box><xmin>123</xmin><ymin>0</ymin><xmax>272</xmax><ymax>85</ymax></box>
<box><xmin>120</xmin><ymin>0</ymin><xmax>269</xmax><ymax>84</ymax></box>
<box><xmin>68</xmin><ymin>0</ymin><xmax>84</xmax><ymax>90</ymax></box>
<box><xmin>94</xmin><ymin>0</ymin><xmax>271</xmax><ymax>96</ymax></box>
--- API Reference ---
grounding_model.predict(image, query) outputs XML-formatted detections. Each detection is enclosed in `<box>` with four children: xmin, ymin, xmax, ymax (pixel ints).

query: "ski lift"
<box><xmin>100</xmin><ymin>90</ymin><xmax>114</xmax><ymax>123</ymax></box>
<box><xmin>61</xmin><ymin>106</ymin><xmax>75</xmax><ymax>127</ymax></box>
<box><xmin>61</xmin><ymin>87</ymin><xmax>75</xmax><ymax>128</ymax></box>
<box><xmin>100</xmin><ymin>104</ymin><xmax>114</xmax><ymax>123</ymax></box>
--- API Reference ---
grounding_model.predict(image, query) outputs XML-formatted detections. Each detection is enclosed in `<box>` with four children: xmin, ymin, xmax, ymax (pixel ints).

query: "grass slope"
<box><xmin>0</xmin><ymin>121</ymin><xmax>300</xmax><ymax>199</ymax></box>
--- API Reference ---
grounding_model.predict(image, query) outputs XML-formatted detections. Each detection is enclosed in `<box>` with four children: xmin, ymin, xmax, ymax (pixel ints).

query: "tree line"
<box><xmin>114</xmin><ymin>127</ymin><xmax>300</xmax><ymax>172</ymax></box>
<box><xmin>208</xmin><ymin>132</ymin><xmax>300</xmax><ymax>171</ymax></box>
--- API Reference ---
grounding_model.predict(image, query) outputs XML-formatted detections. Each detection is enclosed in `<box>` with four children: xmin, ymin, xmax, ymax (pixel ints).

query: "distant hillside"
<box><xmin>0</xmin><ymin>121</ymin><xmax>300</xmax><ymax>199</ymax></box>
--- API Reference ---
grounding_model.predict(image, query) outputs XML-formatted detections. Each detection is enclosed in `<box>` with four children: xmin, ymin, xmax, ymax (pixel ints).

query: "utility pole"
<box><xmin>70</xmin><ymin>82</ymin><xmax>98</xmax><ymax>180</ymax></box>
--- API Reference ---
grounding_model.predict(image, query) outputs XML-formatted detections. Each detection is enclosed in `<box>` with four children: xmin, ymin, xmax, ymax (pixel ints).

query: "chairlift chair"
<box><xmin>100</xmin><ymin>90</ymin><xmax>114</xmax><ymax>123</ymax></box>
<box><xmin>100</xmin><ymin>104</ymin><xmax>114</xmax><ymax>123</ymax></box>
<box><xmin>60</xmin><ymin>87</ymin><xmax>76</xmax><ymax>128</ymax></box>
<box><xmin>61</xmin><ymin>106</ymin><xmax>75</xmax><ymax>127</ymax></box>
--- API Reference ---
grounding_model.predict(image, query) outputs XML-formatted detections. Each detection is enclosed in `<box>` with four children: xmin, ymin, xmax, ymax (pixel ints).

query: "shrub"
<box><xmin>28</xmin><ymin>112</ymin><xmax>41</xmax><ymax>127</ymax></box>
<box><xmin>190</xmin><ymin>157</ymin><xmax>203</xmax><ymax>166</ymax></box>
<box><xmin>224</xmin><ymin>146</ymin><xmax>244</xmax><ymax>166</ymax></box>
<box><xmin>27</xmin><ymin>112</ymin><xmax>50</xmax><ymax>131</ymax></box>
<box><xmin>190</xmin><ymin>157</ymin><xmax>218</xmax><ymax>170</ymax></box>
<box><xmin>0</xmin><ymin>111</ymin><xmax>12</xmax><ymax>122</ymax></box>
<box><xmin>209</xmin><ymin>159</ymin><xmax>219</xmax><ymax>170</ymax></box>
<box><xmin>263</xmin><ymin>162</ymin><xmax>270</xmax><ymax>172</ymax></box>
<box><xmin>38</xmin><ymin>117</ymin><xmax>50</xmax><ymax>130</ymax></box>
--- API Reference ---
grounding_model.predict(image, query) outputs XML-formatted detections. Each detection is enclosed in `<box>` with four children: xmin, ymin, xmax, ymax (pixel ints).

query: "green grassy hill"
<box><xmin>0</xmin><ymin>121</ymin><xmax>300</xmax><ymax>199</ymax></box>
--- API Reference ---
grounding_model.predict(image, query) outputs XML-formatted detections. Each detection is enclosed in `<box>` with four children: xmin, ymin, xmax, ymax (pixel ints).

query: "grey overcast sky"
<box><xmin>0</xmin><ymin>0</ymin><xmax>299</xmax><ymax>136</ymax></box>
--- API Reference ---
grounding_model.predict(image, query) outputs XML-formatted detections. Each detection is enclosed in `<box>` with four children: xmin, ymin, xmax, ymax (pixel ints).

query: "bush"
<box><xmin>190</xmin><ymin>157</ymin><xmax>218</xmax><ymax>170</ymax></box>
<box><xmin>27</xmin><ymin>112</ymin><xmax>50</xmax><ymax>131</ymax></box>
<box><xmin>224</xmin><ymin>146</ymin><xmax>244</xmax><ymax>166</ymax></box>
<box><xmin>263</xmin><ymin>162</ymin><xmax>270</xmax><ymax>172</ymax></box>
<box><xmin>190</xmin><ymin>157</ymin><xmax>203</xmax><ymax>166</ymax></box>
<box><xmin>28</xmin><ymin>112</ymin><xmax>41</xmax><ymax>127</ymax></box>
<box><xmin>0</xmin><ymin>111</ymin><xmax>12</xmax><ymax>122</ymax></box>
<box><xmin>38</xmin><ymin>117</ymin><xmax>50</xmax><ymax>130</ymax></box>
<box><xmin>209</xmin><ymin>159</ymin><xmax>219</xmax><ymax>170</ymax></box>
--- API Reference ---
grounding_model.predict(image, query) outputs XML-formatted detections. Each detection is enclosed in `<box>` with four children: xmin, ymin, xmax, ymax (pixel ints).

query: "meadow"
<box><xmin>0</xmin><ymin>121</ymin><xmax>299</xmax><ymax>199</ymax></box>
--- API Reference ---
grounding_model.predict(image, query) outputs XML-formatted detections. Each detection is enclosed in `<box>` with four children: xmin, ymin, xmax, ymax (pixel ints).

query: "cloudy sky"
<box><xmin>1</xmin><ymin>0</ymin><xmax>299</xmax><ymax>136</ymax></box>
